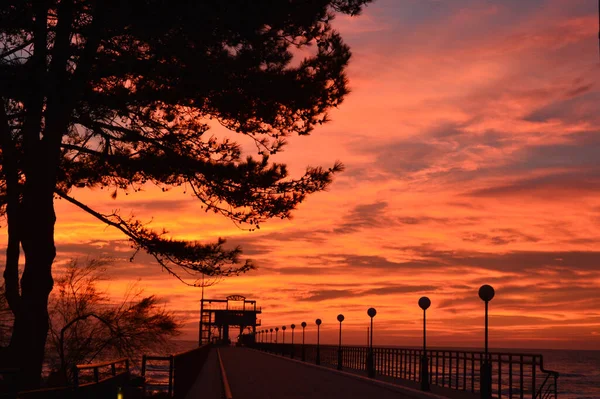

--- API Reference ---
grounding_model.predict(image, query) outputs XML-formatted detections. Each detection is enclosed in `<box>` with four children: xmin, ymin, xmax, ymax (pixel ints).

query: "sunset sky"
<box><xmin>7</xmin><ymin>0</ymin><xmax>600</xmax><ymax>350</ymax></box>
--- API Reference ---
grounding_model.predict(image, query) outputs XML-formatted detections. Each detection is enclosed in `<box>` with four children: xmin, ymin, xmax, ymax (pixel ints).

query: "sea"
<box><xmin>536</xmin><ymin>349</ymin><xmax>600</xmax><ymax>399</ymax></box>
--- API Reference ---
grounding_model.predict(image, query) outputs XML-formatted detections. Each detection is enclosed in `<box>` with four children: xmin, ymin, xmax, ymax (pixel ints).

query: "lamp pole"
<box><xmin>418</xmin><ymin>297</ymin><xmax>431</xmax><ymax>391</ymax></box>
<box><xmin>275</xmin><ymin>327</ymin><xmax>279</xmax><ymax>344</ymax></box>
<box><xmin>301</xmin><ymin>322</ymin><xmax>307</xmax><ymax>361</ymax></box>
<box><xmin>367</xmin><ymin>307</ymin><xmax>377</xmax><ymax>378</ymax></box>
<box><xmin>337</xmin><ymin>314</ymin><xmax>344</xmax><ymax>370</ymax></box>
<box><xmin>270</xmin><ymin>328</ymin><xmax>273</xmax><ymax>344</ymax></box>
<box><xmin>291</xmin><ymin>324</ymin><xmax>296</xmax><ymax>359</ymax></box>
<box><xmin>315</xmin><ymin>319</ymin><xmax>322</xmax><ymax>365</ymax></box>
<box><xmin>479</xmin><ymin>285</ymin><xmax>495</xmax><ymax>399</ymax></box>
<box><xmin>282</xmin><ymin>326</ymin><xmax>287</xmax><ymax>356</ymax></box>
<box><xmin>282</xmin><ymin>326</ymin><xmax>286</xmax><ymax>344</ymax></box>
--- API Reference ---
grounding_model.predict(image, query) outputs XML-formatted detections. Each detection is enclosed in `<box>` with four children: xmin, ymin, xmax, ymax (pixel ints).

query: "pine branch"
<box><xmin>54</xmin><ymin>189</ymin><xmax>253</xmax><ymax>286</ymax></box>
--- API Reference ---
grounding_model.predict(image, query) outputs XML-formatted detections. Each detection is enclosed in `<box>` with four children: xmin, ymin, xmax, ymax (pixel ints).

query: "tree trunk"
<box><xmin>9</xmin><ymin>182</ymin><xmax>56</xmax><ymax>390</ymax></box>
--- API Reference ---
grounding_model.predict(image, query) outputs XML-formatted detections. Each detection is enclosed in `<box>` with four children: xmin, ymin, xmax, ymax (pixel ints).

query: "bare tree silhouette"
<box><xmin>46</xmin><ymin>258</ymin><xmax>180</xmax><ymax>386</ymax></box>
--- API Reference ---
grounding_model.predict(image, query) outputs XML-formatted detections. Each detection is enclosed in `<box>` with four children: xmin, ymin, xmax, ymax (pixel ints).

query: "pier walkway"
<box><xmin>187</xmin><ymin>347</ymin><xmax>451</xmax><ymax>399</ymax></box>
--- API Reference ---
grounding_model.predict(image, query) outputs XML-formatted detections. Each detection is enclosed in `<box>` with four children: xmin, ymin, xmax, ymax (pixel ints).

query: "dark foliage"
<box><xmin>0</xmin><ymin>0</ymin><xmax>371</xmax><ymax>386</ymax></box>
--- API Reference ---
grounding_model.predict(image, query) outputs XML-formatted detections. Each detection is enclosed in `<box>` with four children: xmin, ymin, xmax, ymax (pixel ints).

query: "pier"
<box><xmin>187</xmin><ymin>346</ymin><xmax>451</xmax><ymax>399</ymax></box>
<box><xmin>0</xmin><ymin>291</ymin><xmax>559</xmax><ymax>399</ymax></box>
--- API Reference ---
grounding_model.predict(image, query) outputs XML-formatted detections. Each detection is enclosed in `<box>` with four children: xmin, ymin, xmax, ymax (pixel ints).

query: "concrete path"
<box><xmin>185</xmin><ymin>348</ymin><xmax>221</xmax><ymax>399</ymax></box>
<box><xmin>218</xmin><ymin>347</ymin><xmax>449</xmax><ymax>399</ymax></box>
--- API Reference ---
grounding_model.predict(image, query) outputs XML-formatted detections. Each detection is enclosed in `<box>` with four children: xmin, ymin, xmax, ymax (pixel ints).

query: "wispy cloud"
<box><xmin>2</xmin><ymin>0</ymin><xmax>598</xmax><ymax>350</ymax></box>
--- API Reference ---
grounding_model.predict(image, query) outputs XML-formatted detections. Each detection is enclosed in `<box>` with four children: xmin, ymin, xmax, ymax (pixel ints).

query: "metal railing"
<box><xmin>142</xmin><ymin>354</ymin><xmax>174</xmax><ymax>396</ymax></box>
<box><xmin>535</xmin><ymin>363</ymin><xmax>558</xmax><ymax>399</ymax></box>
<box><xmin>73</xmin><ymin>357</ymin><xmax>129</xmax><ymax>387</ymax></box>
<box><xmin>142</xmin><ymin>344</ymin><xmax>212</xmax><ymax>398</ymax></box>
<box><xmin>255</xmin><ymin>343</ymin><xmax>559</xmax><ymax>399</ymax></box>
<box><xmin>15</xmin><ymin>358</ymin><xmax>132</xmax><ymax>399</ymax></box>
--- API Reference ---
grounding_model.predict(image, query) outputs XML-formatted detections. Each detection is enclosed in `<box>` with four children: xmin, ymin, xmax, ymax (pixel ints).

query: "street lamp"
<box><xmin>270</xmin><ymin>328</ymin><xmax>273</xmax><ymax>344</ymax></box>
<box><xmin>291</xmin><ymin>324</ymin><xmax>296</xmax><ymax>359</ymax></box>
<box><xmin>282</xmin><ymin>325</ymin><xmax>287</xmax><ymax>356</ymax></box>
<box><xmin>479</xmin><ymin>284</ymin><xmax>495</xmax><ymax>399</ymax></box>
<box><xmin>315</xmin><ymin>319</ymin><xmax>322</xmax><ymax>365</ymax></box>
<box><xmin>337</xmin><ymin>314</ymin><xmax>345</xmax><ymax>370</ymax></box>
<box><xmin>418</xmin><ymin>296</ymin><xmax>431</xmax><ymax>391</ymax></box>
<box><xmin>301</xmin><ymin>322</ymin><xmax>307</xmax><ymax>361</ymax></box>
<box><xmin>282</xmin><ymin>325</ymin><xmax>287</xmax><ymax>344</ymax></box>
<box><xmin>275</xmin><ymin>327</ymin><xmax>279</xmax><ymax>344</ymax></box>
<box><xmin>367</xmin><ymin>307</ymin><xmax>376</xmax><ymax>378</ymax></box>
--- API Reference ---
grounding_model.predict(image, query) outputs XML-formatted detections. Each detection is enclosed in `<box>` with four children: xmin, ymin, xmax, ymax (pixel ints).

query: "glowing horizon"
<box><xmin>3</xmin><ymin>0</ymin><xmax>600</xmax><ymax>351</ymax></box>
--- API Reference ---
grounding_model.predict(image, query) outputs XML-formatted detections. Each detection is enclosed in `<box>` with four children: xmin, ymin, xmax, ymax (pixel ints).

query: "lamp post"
<box><xmin>479</xmin><ymin>284</ymin><xmax>495</xmax><ymax>399</ymax></box>
<box><xmin>301</xmin><ymin>322</ymin><xmax>307</xmax><ymax>361</ymax></box>
<box><xmin>282</xmin><ymin>326</ymin><xmax>287</xmax><ymax>344</ymax></box>
<box><xmin>315</xmin><ymin>319</ymin><xmax>322</xmax><ymax>365</ymax></box>
<box><xmin>270</xmin><ymin>328</ymin><xmax>273</xmax><ymax>344</ymax></box>
<box><xmin>291</xmin><ymin>324</ymin><xmax>296</xmax><ymax>359</ymax></box>
<box><xmin>337</xmin><ymin>314</ymin><xmax>344</xmax><ymax>370</ymax></box>
<box><xmin>282</xmin><ymin>325</ymin><xmax>287</xmax><ymax>356</ymax></box>
<box><xmin>418</xmin><ymin>297</ymin><xmax>431</xmax><ymax>391</ymax></box>
<box><xmin>275</xmin><ymin>327</ymin><xmax>279</xmax><ymax>344</ymax></box>
<box><xmin>367</xmin><ymin>307</ymin><xmax>376</xmax><ymax>378</ymax></box>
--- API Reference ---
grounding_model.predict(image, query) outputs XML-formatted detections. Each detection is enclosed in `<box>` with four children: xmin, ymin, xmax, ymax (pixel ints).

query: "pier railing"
<box><xmin>14</xmin><ymin>357</ymin><xmax>133</xmax><ymax>399</ymax></box>
<box><xmin>73</xmin><ymin>357</ymin><xmax>129</xmax><ymax>387</ymax></box>
<box><xmin>255</xmin><ymin>343</ymin><xmax>558</xmax><ymax>399</ymax></box>
<box><xmin>142</xmin><ymin>344</ymin><xmax>212</xmax><ymax>398</ymax></box>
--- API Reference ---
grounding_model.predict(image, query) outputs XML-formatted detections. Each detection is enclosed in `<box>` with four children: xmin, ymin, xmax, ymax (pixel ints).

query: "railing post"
<box><xmin>141</xmin><ymin>355</ymin><xmax>147</xmax><ymax>377</ymax></box>
<box><xmin>72</xmin><ymin>365</ymin><xmax>79</xmax><ymax>387</ymax></box>
<box><xmin>168</xmin><ymin>354</ymin><xmax>174</xmax><ymax>397</ymax></box>
<box><xmin>532</xmin><ymin>356</ymin><xmax>536</xmax><ymax>399</ymax></box>
<box><xmin>93</xmin><ymin>367</ymin><xmax>99</xmax><ymax>383</ymax></box>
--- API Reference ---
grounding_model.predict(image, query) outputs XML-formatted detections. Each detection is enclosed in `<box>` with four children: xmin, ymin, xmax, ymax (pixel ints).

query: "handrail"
<box><xmin>255</xmin><ymin>343</ymin><xmax>560</xmax><ymax>399</ymax></box>
<box><xmin>142</xmin><ymin>345</ymin><xmax>212</xmax><ymax>398</ymax></box>
<box><xmin>536</xmin><ymin>355</ymin><xmax>559</xmax><ymax>399</ymax></box>
<box><xmin>535</xmin><ymin>370</ymin><xmax>558</xmax><ymax>399</ymax></box>
<box><xmin>75</xmin><ymin>357</ymin><xmax>129</xmax><ymax>371</ymax></box>
<box><xmin>142</xmin><ymin>354</ymin><xmax>174</xmax><ymax>396</ymax></box>
<box><xmin>73</xmin><ymin>357</ymin><xmax>129</xmax><ymax>387</ymax></box>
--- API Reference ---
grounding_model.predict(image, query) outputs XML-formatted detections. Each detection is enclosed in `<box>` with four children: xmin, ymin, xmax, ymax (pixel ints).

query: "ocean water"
<box><xmin>538</xmin><ymin>349</ymin><xmax>600</xmax><ymax>399</ymax></box>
